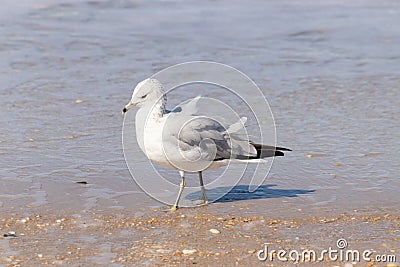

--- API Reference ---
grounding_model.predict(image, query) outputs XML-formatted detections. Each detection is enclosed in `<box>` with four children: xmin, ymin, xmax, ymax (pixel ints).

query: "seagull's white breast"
<box><xmin>142</xmin><ymin>118</ymin><xmax>173</xmax><ymax>167</ymax></box>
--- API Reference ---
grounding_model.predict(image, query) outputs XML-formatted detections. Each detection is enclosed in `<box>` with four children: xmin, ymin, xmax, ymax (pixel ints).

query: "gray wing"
<box><xmin>178</xmin><ymin>116</ymin><xmax>230</xmax><ymax>160</ymax></box>
<box><xmin>166</xmin><ymin>115</ymin><xmax>257</xmax><ymax>160</ymax></box>
<box><xmin>168</xmin><ymin>96</ymin><xmax>200</xmax><ymax>115</ymax></box>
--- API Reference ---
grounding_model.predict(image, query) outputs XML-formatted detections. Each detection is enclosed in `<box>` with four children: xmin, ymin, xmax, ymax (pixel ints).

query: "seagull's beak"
<box><xmin>122</xmin><ymin>101</ymin><xmax>135</xmax><ymax>114</ymax></box>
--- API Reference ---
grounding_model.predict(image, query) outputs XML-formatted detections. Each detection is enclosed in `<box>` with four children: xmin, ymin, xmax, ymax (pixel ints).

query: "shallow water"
<box><xmin>1</xmin><ymin>0</ymin><xmax>399</xmax><ymax>218</ymax></box>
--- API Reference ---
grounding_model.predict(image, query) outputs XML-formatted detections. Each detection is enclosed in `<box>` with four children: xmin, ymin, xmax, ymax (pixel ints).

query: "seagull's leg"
<box><xmin>171</xmin><ymin>170</ymin><xmax>185</xmax><ymax>211</ymax></box>
<box><xmin>198</xmin><ymin>171</ymin><xmax>208</xmax><ymax>204</ymax></box>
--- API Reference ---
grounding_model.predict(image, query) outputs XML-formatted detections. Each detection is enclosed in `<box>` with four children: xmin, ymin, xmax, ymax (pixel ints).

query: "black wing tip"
<box><xmin>276</xmin><ymin>146</ymin><xmax>292</xmax><ymax>152</ymax></box>
<box><xmin>259</xmin><ymin>149</ymin><xmax>286</xmax><ymax>157</ymax></box>
<box><xmin>250</xmin><ymin>142</ymin><xmax>291</xmax><ymax>151</ymax></box>
<box><xmin>250</xmin><ymin>142</ymin><xmax>292</xmax><ymax>158</ymax></box>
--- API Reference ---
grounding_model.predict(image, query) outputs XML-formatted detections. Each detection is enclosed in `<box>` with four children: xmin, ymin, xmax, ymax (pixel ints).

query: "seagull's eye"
<box><xmin>141</xmin><ymin>94</ymin><xmax>147</xmax><ymax>99</ymax></box>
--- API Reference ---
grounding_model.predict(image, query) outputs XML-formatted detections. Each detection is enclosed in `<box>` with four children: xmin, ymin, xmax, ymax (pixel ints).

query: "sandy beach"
<box><xmin>1</xmin><ymin>205</ymin><xmax>399</xmax><ymax>266</ymax></box>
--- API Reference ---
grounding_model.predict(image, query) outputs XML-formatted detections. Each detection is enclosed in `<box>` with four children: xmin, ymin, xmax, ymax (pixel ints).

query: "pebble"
<box><xmin>156</xmin><ymin>249</ymin><xmax>169</xmax><ymax>254</ymax></box>
<box><xmin>182</xmin><ymin>249</ymin><xmax>197</xmax><ymax>255</ymax></box>
<box><xmin>344</xmin><ymin>263</ymin><xmax>353</xmax><ymax>267</ymax></box>
<box><xmin>209</xmin><ymin>229</ymin><xmax>220</xmax><ymax>234</ymax></box>
<box><xmin>75</xmin><ymin>99</ymin><xmax>83</xmax><ymax>103</ymax></box>
<box><xmin>38</xmin><ymin>254</ymin><xmax>43</xmax><ymax>258</ymax></box>
<box><xmin>20</xmin><ymin>217</ymin><xmax>30</xmax><ymax>223</ymax></box>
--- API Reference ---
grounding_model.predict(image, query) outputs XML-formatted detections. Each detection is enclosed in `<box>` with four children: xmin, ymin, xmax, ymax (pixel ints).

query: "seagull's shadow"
<box><xmin>186</xmin><ymin>184</ymin><xmax>315</xmax><ymax>203</ymax></box>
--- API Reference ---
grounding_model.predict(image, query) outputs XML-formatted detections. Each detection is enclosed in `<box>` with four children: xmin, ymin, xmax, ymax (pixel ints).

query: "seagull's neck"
<box><xmin>147</xmin><ymin>94</ymin><xmax>167</xmax><ymax>119</ymax></box>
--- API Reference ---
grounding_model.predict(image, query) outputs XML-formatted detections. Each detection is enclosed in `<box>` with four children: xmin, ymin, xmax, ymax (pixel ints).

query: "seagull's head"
<box><xmin>122</xmin><ymin>78</ymin><xmax>164</xmax><ymax>114</ymax></box>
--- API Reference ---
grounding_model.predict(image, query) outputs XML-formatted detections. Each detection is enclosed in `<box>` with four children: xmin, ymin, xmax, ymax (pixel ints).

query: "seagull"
<box><xmin>123</xmin><ymin>78</ymin><xmax>291</xmax><ymax>210</ymax></box>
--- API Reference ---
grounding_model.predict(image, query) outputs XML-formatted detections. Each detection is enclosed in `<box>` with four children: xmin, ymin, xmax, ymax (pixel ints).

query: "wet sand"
<box><xmin>1</xmin><ymin>206</ymin><xmax>398</xmax><ymax>266</ymax></box>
